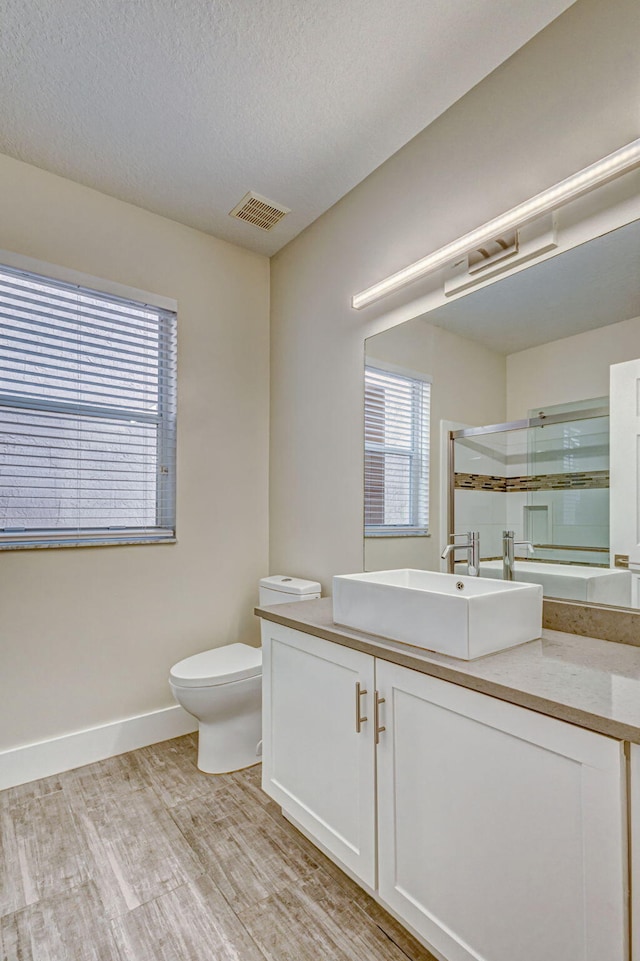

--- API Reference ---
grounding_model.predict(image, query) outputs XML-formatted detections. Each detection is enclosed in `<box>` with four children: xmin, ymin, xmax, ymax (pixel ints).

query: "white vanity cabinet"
<box><xmin>376</xmin><ymin>659</ymin><xmax>627</xmax><ymax>961</ymax></box>
<box><xmin>261</xmin><ymin>621</ymin><xmax>628</xmax><ymax>961</ymax></box>
<box><xmin>629</xmin><ymin>744</ymin><xmax>640</xmax><ymax>960</ymax></box>
<box><xmin>261</xmin><ymin>621</ymin><xmax>376</xmax><ymax>887</ymax></box>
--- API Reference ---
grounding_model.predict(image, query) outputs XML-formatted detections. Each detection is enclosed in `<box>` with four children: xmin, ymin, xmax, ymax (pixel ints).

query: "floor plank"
<box><xmin>0</xmin><ymin>881</ymin><xmax>120</xmax><ymax>961</ymax></box>
<box><xmin>111</xmin><ymin>874</ymin><xmax>266</xmax><ymax>961</ymax></box>
<box><xmin>0</xmin><ymin>774</ymin><xmax>63</xmax><ymax>813</ymax></box>
<box><xmin>254</xmin><ymin>805</ymin><xmax>438</xmax><ymax>961</ymax></box>
<box><xmin>170</xmin><ymin>792</ymin><xmax>319</xmax><ymax>909</ymax></box>
<box><xmin>68</xmin><ymin>784</ymin><xmax>203</xmax><ymax>919</ymax></box>
<box><xmin>7</xmin><ymin>791</ymin><xmax>91</xmax><ymax>909</ymax></box>
<box><xmin>350</xmin><ymin>894</ymin><xmax>439</xmax><ymax>961</ymax></box>
<box><xmin>0</xmin><ymin>807</ymin><xmax>26</xmax><ymax>920</ymax></box>
<box><xmin>63</xmin><ymin>750</ymin><xmax>153</xmax><ymax>804</ymax></box>
<box><xmin>0</xmin><ymin>773</ymin><xmax>67</xmax><ymax>917</ymax></box>
<box><xmin>136</xmin><ymin>734</ymin><xmax>222</xmax><ymax>809</ymax></box>
<box><xmin>237</xmin><ymin>879</ymin><xmax>419</xmax><ymax>961</ymax></box>
<box><xmin>304</xmin><ymin>879</ymin><xmax>432</xmax><ymax>961</ymax></box>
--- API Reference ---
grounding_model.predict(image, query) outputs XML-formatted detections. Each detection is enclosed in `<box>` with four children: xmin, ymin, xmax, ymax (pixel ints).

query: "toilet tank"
<box><xmin>259</xmin><ymin>575</ymin><xmax>321</xmax><ymax>606</ymax></box>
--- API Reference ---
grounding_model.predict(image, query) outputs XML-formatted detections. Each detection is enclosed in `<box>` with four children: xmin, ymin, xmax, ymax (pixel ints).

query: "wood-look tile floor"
<box><xmin>0</xmin><ymin>734</ymin><xmax>438</xmax><ymax>961</ymax></box>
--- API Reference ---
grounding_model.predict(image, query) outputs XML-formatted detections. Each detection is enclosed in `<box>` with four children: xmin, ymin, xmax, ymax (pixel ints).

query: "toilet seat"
<box><xmin>169</xmin><ymin>643</ymin><xmax>262</xmax><ymax>688</ymax></box>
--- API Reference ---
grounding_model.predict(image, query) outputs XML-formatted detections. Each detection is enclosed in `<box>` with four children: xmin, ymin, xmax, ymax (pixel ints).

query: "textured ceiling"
<box><xmin>0</xmin><ymin>0</ymin><xmax>575</xmax><ymax>255</ymax></box>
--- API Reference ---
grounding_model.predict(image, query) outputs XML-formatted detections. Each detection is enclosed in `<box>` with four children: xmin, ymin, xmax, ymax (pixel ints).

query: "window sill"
<box><xmin>365</xmin><ymin>530</ymin><xmax>430</xmax><ymax>538</ymax></box>
<box><xmin>0</xmin><ymin>532</ymin><xmax>177</xmax><ymax>551</ymax></box>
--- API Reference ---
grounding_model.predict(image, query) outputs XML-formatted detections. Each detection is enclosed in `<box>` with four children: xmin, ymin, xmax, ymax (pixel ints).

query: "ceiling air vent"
<box><xmin>229</xmin><ymin>191</ymin><xmax>290</xmax><ymax>231</ymax></box>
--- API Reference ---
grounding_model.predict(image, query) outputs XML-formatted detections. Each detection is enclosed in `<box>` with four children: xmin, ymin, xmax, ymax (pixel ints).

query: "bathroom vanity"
<box><xmin>256</xmin><ymin>597</ymin><xmax>640</xmax><ymax>961</ymax></box>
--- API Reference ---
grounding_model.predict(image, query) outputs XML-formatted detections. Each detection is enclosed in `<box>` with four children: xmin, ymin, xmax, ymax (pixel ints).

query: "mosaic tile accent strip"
<box><xmin>454</xmin><ymin>473</ymin><xmax>506</xmax><ymax>491</ymax></box>
<box><xmin>455</xmin><ymin>470</ymin><xmax>609</xmax><ymax>492</ymax></box>
<box><xmin>506</xmin><ymin>470</ymin><xmax>609</xmax><ymax>492</ymax></box>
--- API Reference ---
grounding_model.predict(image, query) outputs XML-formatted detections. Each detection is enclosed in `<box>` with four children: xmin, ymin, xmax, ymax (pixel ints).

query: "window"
<box><xmin>0</xmin><ymin>261</ymin><xmax>176</xmax><ymax>549</ymax></box>
<box><xmin>364</xmin><ymin>363</ymin><xmax>430</xmax><ymax>535</ymax></box>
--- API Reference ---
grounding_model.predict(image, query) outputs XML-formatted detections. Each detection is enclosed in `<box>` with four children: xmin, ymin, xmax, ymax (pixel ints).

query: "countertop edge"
<box><xmin>255</xmin><ymin>601</ymin><xmax>640</xmax><ymax>744</ymax></box>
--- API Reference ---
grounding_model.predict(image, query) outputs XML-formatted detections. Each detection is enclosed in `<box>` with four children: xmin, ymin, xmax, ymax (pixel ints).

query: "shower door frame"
<box><xmin>445</xmin><ymin>406</ymin><xmax>609</xmax><ymax>573</ymax></box>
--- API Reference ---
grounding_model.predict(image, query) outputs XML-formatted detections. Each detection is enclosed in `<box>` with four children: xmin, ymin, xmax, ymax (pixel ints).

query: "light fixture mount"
<box><xmin>352</xmin><ymin>138</ymin><xmax>640</xmax><ymax>310</ymax></box>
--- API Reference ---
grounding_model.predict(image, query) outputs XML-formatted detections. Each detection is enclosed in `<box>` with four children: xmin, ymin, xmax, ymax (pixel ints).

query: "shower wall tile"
<box><xmin>476</xmin><ymin>524</ymin><xmax>504</xmax><ymax>559</ymax></box>
<box><xmin>455</xmin><ymin>491</ymin><xmax>506</xmax><ymax>527</ymax></box>
<box><xmin>554</xmin><ymin>525</ymin><xmax>609</xmax><ymax>548</ymax></box>
<box><xmin>505</xmin><ymin>493</ymin><xmax>528</xmax><ymax>540</ymax></box>
<box><xmin>454</xmin><ymin>491</ymin><xmax>506</xmax><ymax>558</ymax></box>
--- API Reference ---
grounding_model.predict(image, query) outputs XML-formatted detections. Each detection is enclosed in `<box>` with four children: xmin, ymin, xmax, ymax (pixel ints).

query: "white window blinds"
<box><xmin>0</xmin><ymin>263</ymin><xmax>177</xmax><ymax>549</ymax></box>
<box><xmin>364</xmin><ymin>364</ymin><xmax>430</xmax><ymax>535</ymax></box>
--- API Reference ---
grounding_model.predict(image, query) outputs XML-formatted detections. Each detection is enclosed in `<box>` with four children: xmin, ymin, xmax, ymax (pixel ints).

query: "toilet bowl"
<box><xmin>170</xmin><ymin>643</ymin><xmax>262</xmax><ymax>774</ymax></box>
<box><xmin>169</xmin><ymin>575</ymin><xmax>321</xmax><ymax>774</ymax></box>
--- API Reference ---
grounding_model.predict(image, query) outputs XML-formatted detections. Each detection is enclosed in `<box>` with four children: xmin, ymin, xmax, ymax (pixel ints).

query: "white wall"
<box><xmin>269</xmin><ymin>0</ymin><xmax>640</xmax><ymax>591</ymax></box>
<box><xmin>0</xmin><ymin>153</ymin><xmax>270</xmax><ymax>753</ymax></box>
<box><xmin>506</xmin><ymin>315</ymin><xmax>640</xmax><ymax>419</ymax></box>
<box><xmin>365</xmin><ymin>318</ymin><xmax>505</xmax><ymax>571</ymax></box>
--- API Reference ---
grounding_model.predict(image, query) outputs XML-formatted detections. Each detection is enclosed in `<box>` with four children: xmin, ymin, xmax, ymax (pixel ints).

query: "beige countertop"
<box><xmin>256</xmin><ymin>597</ymin><xmax>640</xmax><ymax>743</ymax></box>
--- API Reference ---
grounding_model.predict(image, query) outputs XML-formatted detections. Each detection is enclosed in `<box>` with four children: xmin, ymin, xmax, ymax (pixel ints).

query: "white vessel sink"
<box><xmin>332</xmin><ymin>569</ymin><xmax>542</xmax><ymax>660</ymax></box>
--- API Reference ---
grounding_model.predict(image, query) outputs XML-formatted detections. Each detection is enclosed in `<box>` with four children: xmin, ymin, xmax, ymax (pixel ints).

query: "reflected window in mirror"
<box><xmin>364</xmin><ymin>363</ymin><xmax>431</xmax><ymax>537</ymax></box>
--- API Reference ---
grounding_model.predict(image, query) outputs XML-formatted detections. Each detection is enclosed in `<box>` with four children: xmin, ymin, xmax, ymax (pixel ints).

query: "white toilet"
<box><xmin>169</xmin><ymin>575</ymin><xmax>321</xmax><ymax>774</ymax></box>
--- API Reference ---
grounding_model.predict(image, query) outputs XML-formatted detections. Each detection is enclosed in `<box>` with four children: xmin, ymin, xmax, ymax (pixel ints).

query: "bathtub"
<box><xmin>476</xmin><ymin>559</ymin><xmax>632</xmax><ymax>605</ymax></box>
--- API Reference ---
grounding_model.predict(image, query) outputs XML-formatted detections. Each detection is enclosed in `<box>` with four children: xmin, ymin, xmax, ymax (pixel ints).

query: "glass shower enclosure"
<box><xmin>445</xmin><ymin>402</ymin><xmax>626</xmax><ymax>603</ymax></box>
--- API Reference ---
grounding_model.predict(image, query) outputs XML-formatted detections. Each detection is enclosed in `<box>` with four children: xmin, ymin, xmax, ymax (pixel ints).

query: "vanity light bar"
<box><xmin>352</xmin><ymin>138</ymin><xmax>640</xmax><ymax>310</ymax></box>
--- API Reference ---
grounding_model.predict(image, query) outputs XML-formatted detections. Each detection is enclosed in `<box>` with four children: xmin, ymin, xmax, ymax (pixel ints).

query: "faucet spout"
<box><xmin>441</xmin><ymin>531</ymin><xmax>480</xmax><ymax>576</ymax></box>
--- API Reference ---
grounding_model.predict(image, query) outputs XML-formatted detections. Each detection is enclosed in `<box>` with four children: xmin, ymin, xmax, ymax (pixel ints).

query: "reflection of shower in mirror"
<box><xmin>448</xmin><ymin>404</ymin><xmax>631</xmax><ymax>605</ymax></box>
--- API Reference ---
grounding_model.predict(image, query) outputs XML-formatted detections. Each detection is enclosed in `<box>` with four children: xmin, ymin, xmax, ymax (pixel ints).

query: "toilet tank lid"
<box><xmin>170</xmin><ymin>643</ymin><xmax>262</xmax><ymax>687</ymax></box>
<box><xmin>260</xmin><ymin>575</ymin><xmax>321</xmax><ymax>595</ymax></box>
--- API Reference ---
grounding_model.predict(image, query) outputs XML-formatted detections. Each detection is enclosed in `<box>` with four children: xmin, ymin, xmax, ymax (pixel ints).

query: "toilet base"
<box><xmin>200</xmin><ymin>757</ymin><xmax>262</xmax><ymax>776</ymax></box>
<box><xmin>196</xmin><ymin>710</ymin><xmax>262</xmax><ymax>775</ymax></box>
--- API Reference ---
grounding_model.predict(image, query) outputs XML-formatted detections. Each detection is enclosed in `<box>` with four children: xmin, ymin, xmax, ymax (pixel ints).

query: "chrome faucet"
<box><xmin>441</xmin><ymin>531</ymin><xmax>480</xmax><ymax>577</ymax></box>
<box><xmin>502</xmin><ymin>530</ymin><xmax>534</xmax><ymax>580</ymax></box>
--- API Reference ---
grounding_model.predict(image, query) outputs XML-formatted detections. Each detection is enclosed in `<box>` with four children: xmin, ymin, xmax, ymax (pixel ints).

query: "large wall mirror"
<box><xmin>364</xmin><ymin>216</ymin><xmax>640</xmax><ymax>610</ymax></box>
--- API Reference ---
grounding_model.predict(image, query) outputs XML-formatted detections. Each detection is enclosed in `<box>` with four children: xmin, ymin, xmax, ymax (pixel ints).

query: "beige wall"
<box><xmin>0</xmin><ymin>154</ymin><xmax>270</xmax><ymax>752</ymax></box>
<box><xmin>269</xmin><ymin>0</ymin><xmax>640</xmax><ymax>591</ymax></box>
<box><xmin>506</xmin><ymin>315</ymin><xmax>640</xmax><ymax>419</ymax></box>
<box><xmin>365</xmin><ymin>319</ymin><xmax>505</xmax><ymax>571</ymax></box>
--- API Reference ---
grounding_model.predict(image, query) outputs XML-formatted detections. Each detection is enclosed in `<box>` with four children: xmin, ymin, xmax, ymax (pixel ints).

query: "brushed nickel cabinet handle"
<box><xmin>374</xmin><ymin>691</ymin><xmax>386</xmax><ymax>744</ymax></box>
<box><xmin>355</xmin><ymin>682</ymin><xmax>368</xmax><ymax>733</ymax></box>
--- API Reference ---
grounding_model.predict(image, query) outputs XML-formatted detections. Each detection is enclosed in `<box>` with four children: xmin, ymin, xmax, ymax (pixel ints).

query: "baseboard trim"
<box><xmin>0</xmin><ymin>705</ymin><xmax>198</xmax><ymax>791</ymax></box>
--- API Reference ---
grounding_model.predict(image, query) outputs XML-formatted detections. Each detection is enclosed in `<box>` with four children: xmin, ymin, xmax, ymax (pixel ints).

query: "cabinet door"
<box><xmin>261</xmin><ymin>621</ymin><xmax>376</xmax><ymax>887</ymax></box>
<box><xmin>376</xmin><ymin>660</ymin><xmax>627</xmax><ymax>961</ymax></box>
<box><xmin>630</xmin><ymin>743</ymin><xmax>640</xmax><ymax>961</ymax></box>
